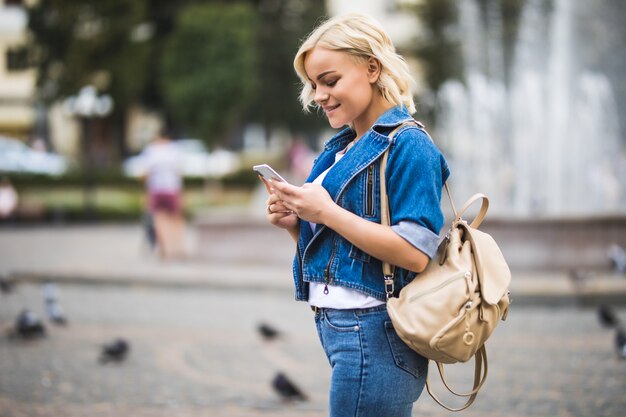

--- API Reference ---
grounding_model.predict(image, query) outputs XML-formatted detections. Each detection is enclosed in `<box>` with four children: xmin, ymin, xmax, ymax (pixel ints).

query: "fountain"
<box><xmin>435</xmin><ymin>0</ymin><xmax>624</xmax><ymax>218</ymax></box>
<box><xmin>433</xmin><ymin>0</ymin><xmax>625</xmax><ymax>270</ymax></box>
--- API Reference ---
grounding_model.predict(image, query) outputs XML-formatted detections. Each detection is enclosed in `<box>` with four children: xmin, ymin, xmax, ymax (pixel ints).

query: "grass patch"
<box><xmin>16</xmin><ymin>185</ymin><xmax>254</xmax><ymax>222</ymax></box>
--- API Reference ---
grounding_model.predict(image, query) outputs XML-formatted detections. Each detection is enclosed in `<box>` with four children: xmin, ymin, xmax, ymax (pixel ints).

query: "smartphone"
<box><xmin>252</xmin><ymin>164</ymin><xmax>288</xmax><ymax>183</ymax></box>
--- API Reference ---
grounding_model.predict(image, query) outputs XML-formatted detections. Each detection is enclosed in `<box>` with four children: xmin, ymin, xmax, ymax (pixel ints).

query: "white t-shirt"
<box><xmin>308</xmin><ymin>147</ymin><xmax>385</xmax><ymax>310</ymax></box>
<box><xmin>0</xmin><ymin>184</ymin><xmax>18</xmax><ymax>218</ymax></box>
<box><xmin>139</xmin><ymin>141</ymin><xmax>183</xmax><ymax>193</ymax></box>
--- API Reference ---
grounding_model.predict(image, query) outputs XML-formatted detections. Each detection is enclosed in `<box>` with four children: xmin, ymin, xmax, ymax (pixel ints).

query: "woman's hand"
<box><xmin>270</xmin><ymin>180</ymin><xmax>337</xmax><ymax>225</ymax></box>
<box><xmin>260</xmin><ymin>177</ymin><xmax>299</xmax><ymax>231</ymax></box>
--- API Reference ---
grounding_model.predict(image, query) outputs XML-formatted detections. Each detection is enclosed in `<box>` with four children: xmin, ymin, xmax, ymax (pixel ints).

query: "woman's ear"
<box><xmin>366</xmin><ymin>57</ymin><xmax>382</xmax><ymax>84</ymax></box>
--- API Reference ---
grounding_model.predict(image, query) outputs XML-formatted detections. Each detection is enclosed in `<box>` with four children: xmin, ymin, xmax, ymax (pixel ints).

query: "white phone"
<box><xmin>252</xmin><ymin>164</ymin><xmax>288</xmax><ymax>183</ymax></box>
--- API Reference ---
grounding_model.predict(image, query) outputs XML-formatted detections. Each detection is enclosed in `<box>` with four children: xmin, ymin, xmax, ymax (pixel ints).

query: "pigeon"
<box><xmin>43</xmin><ymin>283</ymin><xmax>68</xmax><ymax>325</ymax></box>
<box><xmin>99</xmin><ymin>338</ymin><xmax>130</xmax><ymax>364</ymax></box>
<box><xmin>608</xmin><ymin>244</ymin><xmax>626</xmax><ymax>274</ymax></box>
<box><xmin>257</xmin><ymin>323</ymin><xmax>281</xmax><ymax>341</ymax></box>
<box><xmin>14</xmin><ymin>310</ymin><xmax>46</xmax><ymax>339</ymax></box>
<box><xmin>598</xmin><ymin>305</ymin><xmax>620</xmax><ymax>328</ymax></box>
<box><xmin>271</xmin><ymin>372</ymin><xmax>307</xmax><ymax>402</ymax></box>
<box><xmin>615</xmin><ymin>328</ymin><xmax>626</xmax><ymax>360</ymax></box>
<box><xmin>568</xmin><ymin>269</ymin><xmax>590</xmax><ymax>289</ymax></box>
<box><xmin>0</xmin><ymin>274</ymin><xmax>14</xmax><ymax>294</ymax></box>
<box><xmin>597</xmin><ymin>305</ymin><xmax>626</xmax><ymax>359</ymax></box>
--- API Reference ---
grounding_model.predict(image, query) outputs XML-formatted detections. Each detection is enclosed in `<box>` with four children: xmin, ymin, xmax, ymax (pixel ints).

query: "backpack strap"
<box><xmin>379</xmin><ymin>121</ymin><xmax>458</xmax><ymax>296</ymax></box>
<box><xmin>425</xmin><ymin>346</ymin><xmax>488</xmax><ymax>411</ymax></box>
<box><xmin>380</xmin><ymin>121</ymin><xmax>419</xmax><ymax>297</ymax></box>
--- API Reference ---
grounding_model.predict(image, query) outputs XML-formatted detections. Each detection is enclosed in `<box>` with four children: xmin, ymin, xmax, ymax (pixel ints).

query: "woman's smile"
<box><xmin>323</xmin><ymin>103</ymin><xmax>341</xmax><ymax>115</ymax></box>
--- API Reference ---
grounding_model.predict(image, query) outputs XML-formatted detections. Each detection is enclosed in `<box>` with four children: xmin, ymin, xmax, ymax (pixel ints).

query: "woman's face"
<box><xmin>304</xmin><ymin>47</ymin><xmax>379</xmax><ymax>130</ymax></box>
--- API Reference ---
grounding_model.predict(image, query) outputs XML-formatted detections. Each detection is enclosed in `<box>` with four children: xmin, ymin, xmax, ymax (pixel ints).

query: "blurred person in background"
<box><xmin>138</xmin><ymin>128</ymin><xmax>186</xmax><ymax>260</ymax></box>
<box><xmin>0</xmin><ymin>176</ymin><xmax>18</xmax><ymax>223</ymax></box>
<box><xmin>261</xmin><ymin>13</ymin><xmax>449</xmax><ymax>417</ymax></box>
<box><xmin>287</xmin><ymin>137</ymin><xmax>315</xmax><ymax>183</ymax></box>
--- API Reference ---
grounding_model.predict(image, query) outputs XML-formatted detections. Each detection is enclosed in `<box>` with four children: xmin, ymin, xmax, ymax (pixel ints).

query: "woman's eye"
<box><xmin>326</xmin><ymin>80</ymin><xmax>337</xmax><ymax>87</ymax></box>
<box><xmin>310</xmin><ymin>83</ymin><xmax>317</xmax><ymax>91</ymax></box>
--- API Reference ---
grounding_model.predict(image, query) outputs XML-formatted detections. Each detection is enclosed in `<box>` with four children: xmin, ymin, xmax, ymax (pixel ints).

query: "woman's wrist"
<box><xmin>321</xmin><ymin>202</ymin><xmax>346</xmax><ymax>230</ymax></box>
<box><xmin>287</xmin><ymin>222</ymin><xmax>300</xmax><ymax>243</ymax></box>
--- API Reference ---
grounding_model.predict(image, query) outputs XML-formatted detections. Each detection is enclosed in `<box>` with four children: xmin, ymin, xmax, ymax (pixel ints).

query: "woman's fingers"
<box><xmin>259</xmin><ymin>178</ymin><xmax>299</xmax><ymax>233</ymax></box>
<box><xmin>269</xmin><ymin>180</ymin><xmax>302</xmax><ymax>211</ymax></box>
<box><xmin>259</xmin><ymin>176</ymin><xmax>273</xmax><ymax>193</ymax></box>
<box><xmin>268</xmin><ymin>201</ymin><xmax>292</xmax><ymax>214</ymax></box>
<box><xmin>266</xmin><ymin>193</ymin><xmax>281</xmax><ymax>205</ymax></box>
<box><xmin>266</xmin><ymin>191</ymin><xmax>294</xmax><ymax>215</ymax></box>
<box><xmin>270</xmin><ymin>179</ymin><xmax>299</xmax><ymax>198</ymax></box>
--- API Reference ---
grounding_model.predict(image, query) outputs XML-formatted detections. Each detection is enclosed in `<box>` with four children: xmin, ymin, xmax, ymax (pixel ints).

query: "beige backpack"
<box><xmin>381</xmin><ymin>125</ymin><xmax>511</xmax><ymax>411</ymax></box>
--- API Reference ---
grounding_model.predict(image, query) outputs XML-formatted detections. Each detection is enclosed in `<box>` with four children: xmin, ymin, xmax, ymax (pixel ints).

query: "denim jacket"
<box><xmin>292</xmin><ymin>106</ymin><xmax>450</xmax><ymax>301</ymax></box>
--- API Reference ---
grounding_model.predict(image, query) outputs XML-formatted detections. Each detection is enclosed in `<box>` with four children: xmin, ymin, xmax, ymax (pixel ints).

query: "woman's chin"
<box><xmin>327</xmin><ymin>117</ymin><xmax>346</xmax><ymax>129</ymax></box>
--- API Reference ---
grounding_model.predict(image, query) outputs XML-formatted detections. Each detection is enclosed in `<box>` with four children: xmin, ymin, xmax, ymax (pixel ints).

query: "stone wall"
<box><xmin>482</xmin><ymin>216</ymin><xmax>626</xmax><ymax>271</ymax></box>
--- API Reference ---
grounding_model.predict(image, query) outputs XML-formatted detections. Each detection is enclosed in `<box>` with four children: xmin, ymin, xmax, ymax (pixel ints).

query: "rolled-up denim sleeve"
<box><xmin>386</xmin><ymin>127</ymin><xmax>450</xmax><ymax>259</ymax></box>
<box><xmin>391</xmin><ymin>221</ymin><xmax>441</xmax><ymax>259</ymax></box>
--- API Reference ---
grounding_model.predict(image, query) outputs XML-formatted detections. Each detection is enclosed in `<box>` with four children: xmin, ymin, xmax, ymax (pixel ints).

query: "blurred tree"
<box><xmin>248</xmin><ymin>0</ymin><xmax>327</xmax><ymax>139</ymax></box>
<box><xmin>410</xmin><ymin>0</ymin><xmax>527</xmax><ymax>92</ymax></box>
<box><xmin>28</xmin><ymin>0</ymin><xmax>151</xmax><ymax>109</ymax></box>
<box><xmin>497</xmin><ymin>0</ymin><xmax>525</xmax><ymax>85</ymax></box>
<box><xmin>28</xmin><ymin>0</ymin><xmax>153</xmax><ymax>163</ymax></box>
<box><xmin>159</xmin><ymin>2</ymin><xmax>258</xmax><ymax>148</ymax></box>
<box><xmin>141</xmin><ymin>0</ymin><xmax>194</xmax><ymax>112</ymax></box>
<box><xmin>27</xmin><ymin>0</ymin><xmax>331</xmax><ymax>156</ymax></box>
<box><xmin>410</xmin><ymin>0</ymin><xmax>464</xmax><ymax>93</ymax></box>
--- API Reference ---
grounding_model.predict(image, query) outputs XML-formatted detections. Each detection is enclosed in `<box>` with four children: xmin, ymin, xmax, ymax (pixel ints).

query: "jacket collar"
<box><xmin>322</xmin><ymin>105</ymin><xmax>414</xmax><ymax>151</ymax></box>
<box><xmin>307</xmin><ymin>105</ymin><xmax>415</xmax><ymax>206</ymax></box>
<box><xmin>371</xmin><ymin>105</ymin><xmax>415</xmax><ymax>129</ymax></box>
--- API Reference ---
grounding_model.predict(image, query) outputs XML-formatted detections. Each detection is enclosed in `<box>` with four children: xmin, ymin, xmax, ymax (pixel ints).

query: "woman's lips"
<box><xmin>324</xmin><ymin>104</ymin><xmax>340</xmax><ymax>115</ymax></box>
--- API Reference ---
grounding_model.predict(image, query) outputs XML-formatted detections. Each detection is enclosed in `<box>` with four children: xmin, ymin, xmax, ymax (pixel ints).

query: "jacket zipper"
<box><xmin>407</xmin><ymin>272</ymin><xmax>470</xmax><ymax>303</ymax></box>
<box><xmin>366</xmin><ymin>164</ymin><xmax>374</xmax><ymax>216</ymax></box>
<box><xmin>323</xmin><ymin>236</ymin><xmax>337</xmax><ymax>294</ymax></box>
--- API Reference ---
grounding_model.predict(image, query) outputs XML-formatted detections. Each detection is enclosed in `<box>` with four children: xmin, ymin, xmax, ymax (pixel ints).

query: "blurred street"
<box><xmin>1</xmin><ymin>221</ymin><xmax>626</xmax><ymax>416</ymax></box>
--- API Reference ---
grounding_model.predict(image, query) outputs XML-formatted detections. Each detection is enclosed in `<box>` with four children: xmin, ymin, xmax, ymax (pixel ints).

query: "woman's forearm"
<box><xmin>322</xmin><ymin>205</ymin><xmax>429</xmax><ymax>273</ymax></box>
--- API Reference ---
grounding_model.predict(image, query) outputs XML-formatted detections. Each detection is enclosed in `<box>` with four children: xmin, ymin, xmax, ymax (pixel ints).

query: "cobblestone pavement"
<box><xmin>1</xmin><ymin>283</ymin><xmax>625</xmax><ymax>417</ymax></box>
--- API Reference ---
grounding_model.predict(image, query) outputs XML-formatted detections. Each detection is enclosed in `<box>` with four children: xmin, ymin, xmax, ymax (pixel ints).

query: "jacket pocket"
<box><xmin>349</xmin><ymin>244</ymin><xmax>371</xmax><ymax>263</ymax></box>
<box><xmin>364</xmin><ymin>164</ymin><xmax>375</xmax><ymax>218</ymax></box>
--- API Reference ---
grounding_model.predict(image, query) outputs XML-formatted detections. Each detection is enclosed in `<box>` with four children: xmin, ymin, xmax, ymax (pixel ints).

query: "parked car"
<box><xmin>0</xmin><ymin>136</ymin><xmax>69</xmax><ymax>176</ymax></box>
<box><xmin>122</xmin><ymin>139</ymin><xmax>239</xmax><ymax>178</ymax></box>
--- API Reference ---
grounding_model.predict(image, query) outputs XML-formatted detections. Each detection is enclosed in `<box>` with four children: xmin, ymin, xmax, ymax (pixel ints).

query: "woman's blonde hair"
<box><xmin>294</xmin><ymin>13</ymin><xmax>416</xmax><ymax>114</ymax></box>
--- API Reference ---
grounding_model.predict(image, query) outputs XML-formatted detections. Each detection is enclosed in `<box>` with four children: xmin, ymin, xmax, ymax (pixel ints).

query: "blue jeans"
<box><xmin>314</xmin><ymin>305</ymin><xmax>428</xmax><ymax>417</ymax></box>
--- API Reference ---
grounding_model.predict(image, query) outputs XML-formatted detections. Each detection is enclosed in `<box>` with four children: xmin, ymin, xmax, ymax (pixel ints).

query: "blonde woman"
<box><xmin>262</xmin><ymin>13</ymin><xmax>450</xmax><ymax>416</ymax></box>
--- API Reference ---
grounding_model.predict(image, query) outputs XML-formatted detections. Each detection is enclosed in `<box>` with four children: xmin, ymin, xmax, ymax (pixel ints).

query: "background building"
<box><xmin>0</xmin><ymin>0</ymin><xmax>36</xmax><ymax>141</ymax></box>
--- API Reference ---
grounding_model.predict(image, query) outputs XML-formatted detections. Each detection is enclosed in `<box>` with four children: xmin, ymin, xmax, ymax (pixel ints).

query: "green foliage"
<box><xmin>410</xmin><ymin>0</ymin><xmax>464</xmax><ymax>92</ymax></box>
<box><xmin>27</xmin><ymin>0</ymin><xmax>330</xmax><ymax>152</ymax></box>
<box><xmin>28</xmin><ymin>0</ymin><xmax>152</xmax><ymax>109</ymax></box>
<box><xmin>160</xmin><ymin>3</ymin><xmax>258</xmax><ymax>146</ymax></box>
<box><xmin>7</xmin><ymin>171</ymin><xmax>143</xmax><ymax>189</ymax></box>
<box><xmin>499</xmin><ymin>0</ymin><xmax>527</xmax><ymax>85</ymax></box>
<box><xmin>410</xmin><ymin>0</ymin><xmax>529</xmax><ymax>92</ymax></box>
<box><xmin>4</xmin><ymin>170</ymin><xmax>250</xmax><ymax>190</ymax></box>
<box><xmin>248</xmin><ymin>0</ymin><xmax>327</xmax><ymax>134</ymax></box>
<box><xmin>220</xmin><ymin>167</ymin><xmax>259</xmax><ymax>190</ymax></box>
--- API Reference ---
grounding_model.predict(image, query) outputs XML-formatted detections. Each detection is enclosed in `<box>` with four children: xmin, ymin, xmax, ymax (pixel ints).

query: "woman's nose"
<box><xmin>314</xmin><ymin>88</ymin><xmax>329</xmax><ymax>104</ymax></box>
